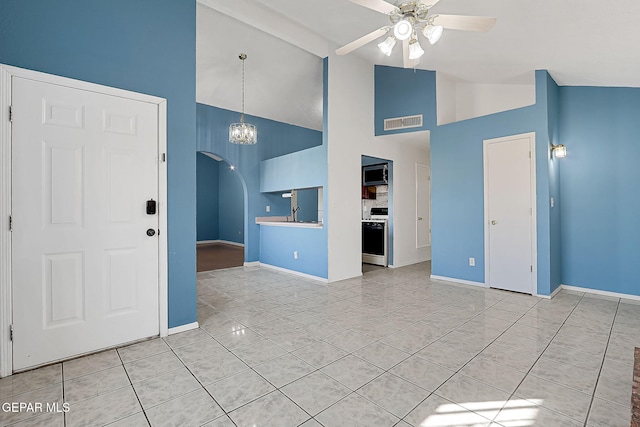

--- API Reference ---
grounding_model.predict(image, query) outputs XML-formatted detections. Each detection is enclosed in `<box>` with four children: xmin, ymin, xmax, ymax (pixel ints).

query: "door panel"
<box><xmin>485</xmin><ymin>136</ymin><xmax>534</xmax><ymax>294</ymax></box>
<box><xmin>12</xmin><ymin>76</ymin><xmax>159</xmax><ymax>370</ymax></box>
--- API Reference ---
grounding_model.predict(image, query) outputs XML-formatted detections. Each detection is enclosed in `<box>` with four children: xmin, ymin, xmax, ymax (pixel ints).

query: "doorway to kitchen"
<box><xmin>196</xmin><ymin>152</ymin><xmax>246</xmax><ymax>271</ymax></box>
<box><xmin>361</xmin><ymin>155</ymin><xmax>393</xmax><ymax>271</ymax></box>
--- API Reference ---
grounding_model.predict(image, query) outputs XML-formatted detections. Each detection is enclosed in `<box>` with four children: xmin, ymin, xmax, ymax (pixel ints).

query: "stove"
<box><xmin>369</xmin><ymin>207</ymin><xmax>389</xmax><ymax>220</ymax></box>
<box><xmin>362</xmin><ymin>207</ymin><xmax>388</xmax><ymax>267</ymax></box>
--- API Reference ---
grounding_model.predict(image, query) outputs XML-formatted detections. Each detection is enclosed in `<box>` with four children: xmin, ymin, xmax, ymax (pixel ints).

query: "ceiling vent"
<box><xmin>383</xmin><ymin>114</ymin><xmax>423</xmax><ymax>131</ymax></box>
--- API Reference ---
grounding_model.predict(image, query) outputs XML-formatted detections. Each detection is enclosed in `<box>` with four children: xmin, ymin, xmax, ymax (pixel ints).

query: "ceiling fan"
<box><xmin>336</xmin><ymin>0</ymin><xmax>496</xmax><ymax>68</ymax></box>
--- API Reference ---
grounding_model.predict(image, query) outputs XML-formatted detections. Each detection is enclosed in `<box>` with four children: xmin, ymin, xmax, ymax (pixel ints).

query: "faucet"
<box><xmin>292</xmin><ymin>206</ymin><xmax>300</xmax><ymax>222</ymax></box>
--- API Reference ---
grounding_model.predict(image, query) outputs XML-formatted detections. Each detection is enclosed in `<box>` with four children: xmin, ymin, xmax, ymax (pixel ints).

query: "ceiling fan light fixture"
<box><xmin>423</xmin><ymin>24</ymin><xmax>443</xmax><ymax>45</ymax></box>
<box><xmin>393</xmin><ymin>19</ymin><xmax>413</xmax><ymax>41</ymax></box>
<box><xmin>408</xmin><ymin>38</ymin><xmax>425</xmax><ymax>60</ymax></box>
<box><xmin>378</xmin><ymin>35</ymin><xmax>397</xmax><ymax>56</ymax></box>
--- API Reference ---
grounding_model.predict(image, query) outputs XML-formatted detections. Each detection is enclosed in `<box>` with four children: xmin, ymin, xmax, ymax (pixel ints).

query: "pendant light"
<box><xmin>229</xmin><ymin>53</ymin><xmax>257</xmax><ymax>145</ymax></box>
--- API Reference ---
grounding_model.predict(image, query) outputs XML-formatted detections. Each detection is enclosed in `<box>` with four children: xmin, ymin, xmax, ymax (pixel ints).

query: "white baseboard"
<box><xmin>197</xmin><ymin>240</ymin><xmax>244</xmax><ymax>248</ymax></box>
<box><xmin>243</xmin><ymin>261</ymin><xmax>260</xmax><ymax>267</ymax></box>
<box><xmin>259</xmin><ymin>263</ymin><xmax>328</xmax><ymax>283</ymax></box>
<box><xmin>430</xmin><ymin>275</ymin><xmax>487</xmax><ymax>288</ymax></box>
<box><xmin>168</xmin><ymin>321</ymin><xmax>199</xmax><ymax>335</ymax></box>
<box><xmin>560</xmin><ymin>284</ymin><xmax>640</xmax><ymax>301</ymax></box>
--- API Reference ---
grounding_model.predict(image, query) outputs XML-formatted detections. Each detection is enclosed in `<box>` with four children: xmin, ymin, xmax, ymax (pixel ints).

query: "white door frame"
<box><xmin>483</xmin><ymin>132</ymin><xmax>538</xmax><ymax>296</ymax></box>
<box><xmin>0</xmin><ymin>64</ymin><xmax>169</xmax><ymax>377</ymax></box>
<box><xmin>415</xmin><ymin>163</ymin><xmax>430</xmax><ymax>249</ymax></box>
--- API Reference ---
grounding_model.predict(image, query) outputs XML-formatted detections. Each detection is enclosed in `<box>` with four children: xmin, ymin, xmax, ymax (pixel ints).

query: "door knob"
<box><xmin>146</xmin><ymin>228</ymin><xmax>156</xmax><ymax>237</ymax></box>
<box><xmin>418</xmin><ymin>217</ymin><xmax>423</xmax><ymax>220</ymax></box>
<box><xmin>491</xmin><ymin>220</ymin><xmax>497</xmax><ymax>225</ymax></box>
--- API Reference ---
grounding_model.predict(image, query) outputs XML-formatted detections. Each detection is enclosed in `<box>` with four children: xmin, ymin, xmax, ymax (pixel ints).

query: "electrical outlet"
<box><xmin>266</xmin><ymin>205</ymin><xmax>270</xmax><ymax>212</ymax></box>
<box><xmin>469</xmin><ymin>257</ymin><xmax>475</xmax><ymax>267</ymax></box>
<box><xmin>293</xmin><ymin>251</ymin><xmax>299</xmax><ymax>260</ymax></box>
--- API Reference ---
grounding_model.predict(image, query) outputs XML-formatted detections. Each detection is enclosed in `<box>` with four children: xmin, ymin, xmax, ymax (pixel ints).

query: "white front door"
<box><xmin>484</xmin><ymin>134</ymin><xmax>535</xmax><ymax>294</ymax></box>
<box><xmin>416</xmin><ymin>163</ymin><xmax>430</xmax><ymax>248</ymax></box>
<box><xmin>11</xmin><ymin>76</ymin><xmax>160</xmax><ymax>370</ymax></box>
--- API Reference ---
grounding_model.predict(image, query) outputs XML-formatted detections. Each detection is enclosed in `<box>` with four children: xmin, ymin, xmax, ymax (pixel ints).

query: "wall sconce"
<box><xmin>551</xmin><ymin>144</ymin><xmax>567</xmax><ymax>158</ymax></box>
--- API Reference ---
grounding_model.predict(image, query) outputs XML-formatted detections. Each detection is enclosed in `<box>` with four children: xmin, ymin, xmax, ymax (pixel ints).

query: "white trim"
<box><xmin>197</xmin><ymin>239</ymin><xmax>245</xmax><ymax>248</ymax></box>
<box><xmin>259</xmin><ymin>263</ymin><xmax>329</xmax><ymax>283</ymax></box>
<box><xmin>158</xmin><ymin>100</ymin><xmax>168</xmax><ymax>338</ymax></box>
<box><xmin>483</xmin><ymin>132</ymin><xmax>537</xmax><ymax>296</ymax></box>
<box><xmin>560</xmin><ymin>284</ymin><xmax>640</xmax><ymax>302</ymax></box>
<box><xmin>415</xmin><ymin>163</ymin><xmax>430</xmax><ymax>249</ymax></box>
<box><xmin>430</xmin><ymin>275</ymin><xmax>487</xmax><ymax>288</ymax></box>
<box><xmin>0</xmin><ymin>64</ymin><xmax>169</xmax><ymax>375</ymax></box>
<box><xmin>0</xmin><ymin>66</ymin><xmax>13</xmax><ymax>378</ymax></box>
<box><xmin>243</xmin><ymin>261</ymin><xmax>260</xmax><ymax>267</ymax></box>
<box><xmin>168</xmin><ymin>321</ymin><xmax>200</xmax><ymax>335</ymax></box>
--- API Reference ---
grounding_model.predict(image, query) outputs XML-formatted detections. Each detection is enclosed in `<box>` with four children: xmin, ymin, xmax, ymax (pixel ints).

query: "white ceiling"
<box><xmin>197</xmin><ymin>0</ymin><xmax>640</xmax><ymax>131</ymax></box>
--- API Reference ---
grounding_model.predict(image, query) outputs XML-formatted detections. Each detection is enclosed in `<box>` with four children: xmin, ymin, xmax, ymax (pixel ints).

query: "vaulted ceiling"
<box><xmin>197</xmin><ymin>0</ymin><xmax>640</xmax><ymax>131</ymax></box>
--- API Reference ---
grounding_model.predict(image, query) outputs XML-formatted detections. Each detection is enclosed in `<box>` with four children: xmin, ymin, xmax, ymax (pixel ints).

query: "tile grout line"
<box><xmin>162</xmin><ymin>334</ymin><xmax>241</xmax><ymax>427</ymax></box>
<box><xmin>114</xmin><ymin>347</ymin><xmax>153</xmax><ymax>427</ymax></box>
<box><xmin>582</xmin><ymin>298</ymin><xmax>621</xmax><ymax>427</ymax></box>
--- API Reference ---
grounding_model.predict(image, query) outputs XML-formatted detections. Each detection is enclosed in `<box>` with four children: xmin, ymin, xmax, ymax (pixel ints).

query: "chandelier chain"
<box><xmin>241</xmin><ymin>54</ymin><xmax>246</xmax><ymax>123</ymax></box>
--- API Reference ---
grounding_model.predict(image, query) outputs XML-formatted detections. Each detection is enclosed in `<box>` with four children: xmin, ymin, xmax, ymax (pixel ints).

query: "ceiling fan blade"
<box><xmin>419</xmin><ymin>0</ymin><xmax>442</xmax><ymax>8</ymax></box>
<box><xmin>349</xmin><ymin>0</ymin><xmax>398</xmax><ymax>15</ymax></box>
<box><xmin>335</xmin><ymin>27</ymin><xmax>389</xmax><ymax>55</ymax></box>
<box><xmin>402</xmin><ymin>38</ymin><xmax>420</xmax><ymax>69</ymax></box>
<box><xmin>432</xmin><ymin>14</ymin><xmax>497</xmax><ymax>32</ymax></box>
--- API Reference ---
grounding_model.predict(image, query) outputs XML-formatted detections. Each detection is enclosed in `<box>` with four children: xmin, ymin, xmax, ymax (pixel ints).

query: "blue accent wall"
<box><xmin>218</xmin><ymin>165</ymin><xmax>244</xmax><ymax>244</ymax></box>
<box><xmin>260</xmin><ymin>226</ymin><xmax>328</xmax><ymax>278</ymax></box>
<box><xmin>197</xmin><ymin>153</ymin><xmax>220</xmax><ymax>241</ymax></box>
<box><xmin>546</xmin><ymin>74</ymin><xmax>562</xmax><ymax>294</ymax></box>
<box><xmin>196</xmin><ymin>103</ymin><xmax>322</xmax><ymax>266</ymax></box>
<box><xmin>374</xmin><ymin>66</ymin><xmax>437</xmax><ymax>135</ymax></box>
<box><xmin>0</xmin><ymin>0</ymin><xmax>197</xmax><ymax>328</ymax></box>
<box><xmin>429</xmin><ymin>71</ymin><xmax>554</xmax><ymax>295</ymax></box>
<box><xmin>559</xmin><ymin>86</ymin><xmax>640</xmax><ymax>296</ymax></box>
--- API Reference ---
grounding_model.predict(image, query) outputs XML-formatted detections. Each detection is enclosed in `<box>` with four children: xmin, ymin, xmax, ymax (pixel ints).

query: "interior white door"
<box><xmin>11</xmin><ymin>76</ymin><xmax>160</xmax><ymax>370</ymax></box>
<box><xmin>416</xmin><ymin>163</ymin><xmax>430</xmax><ymax>248</ymax></box>
<box><xmin>485</xmin><ymin>135</ymin><xmax>534</xmax><ymax>294</ymax></box>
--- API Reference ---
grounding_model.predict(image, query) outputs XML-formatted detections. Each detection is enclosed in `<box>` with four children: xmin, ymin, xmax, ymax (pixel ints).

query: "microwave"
<box><xmin>363</xmin><ymin>163</ymin><xmax>388</xmax><ymax>186</ymax></box>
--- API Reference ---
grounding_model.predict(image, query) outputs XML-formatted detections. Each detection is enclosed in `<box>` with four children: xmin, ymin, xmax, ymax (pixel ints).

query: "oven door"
<box><xmin>362</xmin><ymin>222</ymin><xmax>385</xmax><ymax>255</ymax></box>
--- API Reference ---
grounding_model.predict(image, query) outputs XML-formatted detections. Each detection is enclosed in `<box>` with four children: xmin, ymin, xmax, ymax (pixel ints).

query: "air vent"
<box><xmin>384</xmin><ymin>114</ymin><xmax>423</xmax><ymax>131</ymax></box>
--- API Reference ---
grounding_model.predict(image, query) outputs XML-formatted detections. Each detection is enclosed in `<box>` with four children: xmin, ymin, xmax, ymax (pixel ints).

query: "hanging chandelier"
<box><xmin>229</xmin><ymin>53</ymin><xmax>257</xmax><ymax>145</ymax></box>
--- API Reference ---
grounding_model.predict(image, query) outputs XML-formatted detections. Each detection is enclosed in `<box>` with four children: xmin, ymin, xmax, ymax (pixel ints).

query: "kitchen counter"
<box><xmin>256</xmin><ymin>216</ymin><xmax>323</xmax><ymax>228</ymax></box>
<box><xmin>362</xmin><ymin>219</ymin><xmax>387</xmax><ymax>223</ymax></box>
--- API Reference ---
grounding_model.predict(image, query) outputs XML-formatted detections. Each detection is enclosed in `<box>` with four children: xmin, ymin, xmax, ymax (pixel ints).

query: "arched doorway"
<box><xmin>196</xmin><ymin>151</ymin><xmax>246</xmax><ymax>271</ymax></box>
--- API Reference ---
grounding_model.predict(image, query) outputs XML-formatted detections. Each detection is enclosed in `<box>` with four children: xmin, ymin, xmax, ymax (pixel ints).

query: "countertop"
<box><xmin>255</xmin><ymin>216</ymin><xmax>323</xmax><ymax>228</ymax></box>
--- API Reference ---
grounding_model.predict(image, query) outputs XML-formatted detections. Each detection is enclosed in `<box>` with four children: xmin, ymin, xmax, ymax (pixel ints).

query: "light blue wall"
<box><xmin>546</xmin><ymin>74</ymin><xmax>562</xmax><ymax>294</ymax></box>
<box><xmin>0</xmin><ymin>0</ymin><xmax>197</xmax><ymax>328</ymax></box>
<box><xmin>196</xmin><ymin>103</ymin><xmax>322</xmax><ymax>264</ymax></box>
<box><xmin>218</xmin><ymin>165</ymin><xmax>244</xmax><ymax>244</ymax></box>
<box><xmin>196</xmin><ymin>153</ymin><xmax>220</xmax><ymax>241</ymax></box>
<box><xmin>559</xmin><ymin>86</ymin><xmax>640</xmax><ymax>296</ymax></box>
<box><xmin>260</xmin><ymin>226</ymin><xmax>328</xmax><ymax>278</ymax></box>
<box><xmin>374</xmin><ymin>66</ymin><xmax>437</xmax><ymax>135</ymax></box>
<box><xmin>430</xmin><ymin>71</ymin><xmax>553</xmax><ymax>294</ymax></box>
<box><xmin>260</xmin><ymin>145</ymin><xmax>327</xmax><ymax>192</ymax></box>
<box><xmin>374</xmin><ymin>67</ymin><xmax>556</xmax><ymax>294</ymax></box>
<box><xmin>296</xmin><ymin>189</ymin><xmax>319</xmax><ymax>222</ymax></box>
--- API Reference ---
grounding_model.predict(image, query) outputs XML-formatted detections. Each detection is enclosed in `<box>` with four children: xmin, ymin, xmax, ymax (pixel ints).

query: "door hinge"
<box><xmin>8</xmin><ymin>215</ymin><xmax>12</xmax><ymax>232</ymax></box>
<box><xmin>531</xmin><ymin>265</ymin><xmax>533</xmax><ymax>272</ymax></box>
<box><xmin>9</xmin><ymin>324</ymin><xmax>13</xmax><ymax>341</ymax></box>
<box><xmin>9</xmin><ymin>106</ymin><xmax>13</xmax><ymax>122</ymax></box>
<box><xmin>528</xmin><ymin>150</ymin><xmax>531</xmax><ymax>158</ymax></box>
<box><xmin>161</xmin><ymin>153</ymin><xmax>166</xmax><ymax>162</ymax></box>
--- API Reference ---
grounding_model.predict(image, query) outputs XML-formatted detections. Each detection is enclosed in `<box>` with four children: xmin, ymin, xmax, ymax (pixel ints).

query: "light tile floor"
<box><xmin>1</xmin><ymin>262</ymin><xmax>637</xmax><ymax>426</ymax></box>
